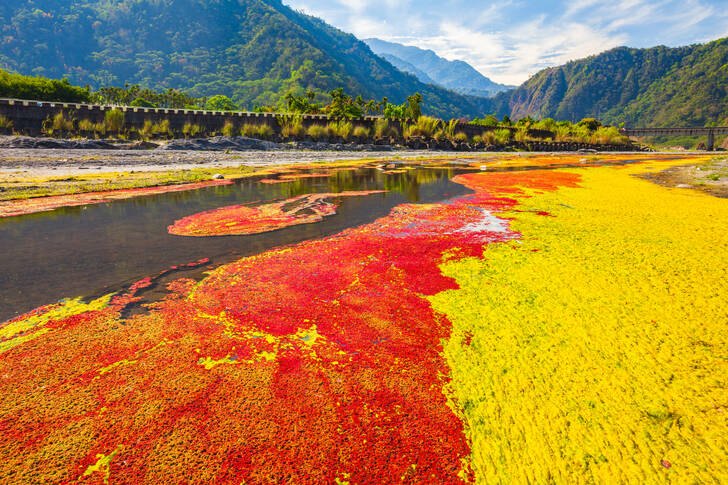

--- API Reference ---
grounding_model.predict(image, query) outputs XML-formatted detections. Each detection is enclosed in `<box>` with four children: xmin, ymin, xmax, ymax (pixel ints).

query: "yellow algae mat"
<box><xmin>1</xmin><ymin>154</ymin><xmax>726</xmax><ymax>483</ymax></box>
<box><xmin>431</xmin><ymin>158</ymin><xmax>728</xmax><ymax>483</ymax></box>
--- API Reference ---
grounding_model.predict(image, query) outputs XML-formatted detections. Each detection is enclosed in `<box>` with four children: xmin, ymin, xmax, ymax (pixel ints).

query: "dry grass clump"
<box><xmin>307</xmin><ymin>124</ymin><xmax>330</xmax><ymax>140</ymax></box>
<box><xmin>241</xmin><ymin>123</ymin><xmax>274</xmax><ymax>139</ymax></box>
<box><xmin>374</xmin><ymin>118</ymin><xmax>397</xmax><ymax>138</ymax></box>
<box><xmin>353</xmin><ymin>126</ymin><xmax>370</xmax><ymax>139</ymax></box>
<box><xmin>328</xmin><ymin>121</ymin><xmax>353</xmax><ymax>139</ymax></box>
<box><xmin>182</xmin><ymin>123</ymin><xmax>202</xmax><ymax>138</ymax></box>
<box><xmin>277</xmin><ymin>114</ymin><xmax>305</xmax><ymax>138</ymax></box>
<box><xmin>405</xmin><ymin>116</ymin><xmax>442</xmax><ymax>138</ymax></box>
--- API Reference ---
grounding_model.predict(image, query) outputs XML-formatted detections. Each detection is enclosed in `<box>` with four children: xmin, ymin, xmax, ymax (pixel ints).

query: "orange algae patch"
<box><xmin>0</xmin><ymin>179</ymin><xmax>233</xmax><ymax>218</ymax></box>
<box><xmin>454</xmin><ymin>170</ymin><xmax>582</xmax><ymax>195</ymax></box>
<box><xmin>168</xmin><ymin>190</ymin><xmax>386</xmax><ymax>237</ymax></box>
<box><xmin>0</xmin><ymin>170</ymin><xmax>581</xmax><ymax>483</ymax></box>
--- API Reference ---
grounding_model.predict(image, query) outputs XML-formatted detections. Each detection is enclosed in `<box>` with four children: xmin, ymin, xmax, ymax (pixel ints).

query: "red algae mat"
<box><xmin>168</xmin><ymin>191</ymin><xmax>386</xmax><ymax>237</ymax></box>
<box><xmin>0</xmin><ymin>179</ymin><xmax>233</xmax><ymax>218</ymax></box>
<box><xmin>0</xmin><ymin>171</ymin><xmax>581</xmax><ymax>482</ymax></box>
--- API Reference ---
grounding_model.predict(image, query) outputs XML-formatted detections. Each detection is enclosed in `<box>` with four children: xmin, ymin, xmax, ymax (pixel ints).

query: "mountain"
<box><xmin>364</xmin><ymin>38</ymin><xmax>514</xmax><ymax>98</ymax></box>
<box><xmin>489</xmin><ymin>38</ymin><xmax>728</xmax><ymax>127</ymax></box>
<box><xmin>0</xmin><ymin>0</ymin><xmax>489</xmax><ymax>118</ymax></box>
<box><xmin>378</xmin><ymin>54</ymin><xmax>437</xmax><ymax>86</ymax></box>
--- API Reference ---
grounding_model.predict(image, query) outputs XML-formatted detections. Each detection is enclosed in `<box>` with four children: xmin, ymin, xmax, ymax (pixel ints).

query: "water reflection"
<box><xmin>0</xmin><ymin>166</ymin><xmax>471</xmax><ymax>322</ymax></box>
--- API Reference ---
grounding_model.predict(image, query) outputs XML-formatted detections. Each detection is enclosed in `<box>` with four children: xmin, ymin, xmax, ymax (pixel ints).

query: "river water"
<box><xmin>0</xmin><ymin>165</ymin><xmax>475</xmax><ymax>322</ymax></box>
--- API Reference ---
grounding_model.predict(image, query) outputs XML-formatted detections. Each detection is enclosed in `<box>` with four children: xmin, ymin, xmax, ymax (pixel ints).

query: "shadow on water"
<box><xmin>0</xmin><ymin>166</ymin><xmax>475</xmax><ymax>322</ymax></box>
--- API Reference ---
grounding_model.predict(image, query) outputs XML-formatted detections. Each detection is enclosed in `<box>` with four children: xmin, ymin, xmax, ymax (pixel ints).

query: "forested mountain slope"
<box><xmin>0</xmin><ymin>0</ymin><xmax>488</xmax><ymax>117</ymax></box>
<box><xmin>489</xmin><ymin>38</ymin><xmax>728</xmax><ymax>127</ymax></box>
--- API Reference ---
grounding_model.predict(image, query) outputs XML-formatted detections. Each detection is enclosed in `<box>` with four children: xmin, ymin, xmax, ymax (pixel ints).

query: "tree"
<box><xmin>325</xmin><ymin>88</ymin><xmax>363</xmax><ymax>119</ymax></box>
<box><xmin>383</xmin><ymin>102</ymin><xmax>409</xmax><ymax>120</ymax></box>
<box><xmin>205</xmin><ymin>95</ymin><xmax>238</xmax><ymax>112</ymax></box>
<box><xmin>406</xmin><ymin>93</ymin><xmax>423</xmax><ymax>120</ymax></box>
<box><xmin>284</xmin><ymin>90</ymin><xmax>321</xmax><ymax>114</ymax></box>
<box><xmin>577</xmin><ymin>118</ymin><xmax>601</xmax><ymax>131</ymax></box>
<box><xmin>130</xmin><ymin>97</ymin><xmax>156</xmax><ymax>108</ymax></box>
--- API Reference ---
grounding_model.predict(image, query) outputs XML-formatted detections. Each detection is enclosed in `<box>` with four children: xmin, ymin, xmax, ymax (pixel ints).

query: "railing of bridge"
<box><xmin>620</xmin><ymin>126</ymin><xmax>728</xmax><ymax>150</ymax></box>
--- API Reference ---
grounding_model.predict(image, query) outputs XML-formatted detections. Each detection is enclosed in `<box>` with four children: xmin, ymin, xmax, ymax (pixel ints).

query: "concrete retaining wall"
<box><xmin>0</xmin><ymin>98</ymin><xmax>556</xmax><ymax>140</ymax></box>
<box><xmin>0</xmin><ymin>98</ymin><xmax>392</xmax><ymax>136</ymax></box>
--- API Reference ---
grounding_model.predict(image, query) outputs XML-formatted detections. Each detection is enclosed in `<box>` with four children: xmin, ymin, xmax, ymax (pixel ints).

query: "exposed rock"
<box><xmin>212</xmin><ymin>173</ymin><xmax>225</xmax><ymax>180</ymax></box>
<box><xmin>157</xmin><ymin>136</ymin><xmax>282</xmax><ymax>151</ymax></box>
<box><xmin>0</xmin><ymin>136</ymin><xmax>117</xmax><ymax>150</ymax></box>
<box><xmin>129</xmin><ymin>141</ymin><xmax>160</xmax><ymax>150</ymax></box>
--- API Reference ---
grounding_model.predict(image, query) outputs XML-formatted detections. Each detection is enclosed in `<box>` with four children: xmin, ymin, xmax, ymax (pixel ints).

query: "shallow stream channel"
<box><xmin>0</xmin><ymin>164</ymin><xmax>477</xmax><ymax>322</ymax></box>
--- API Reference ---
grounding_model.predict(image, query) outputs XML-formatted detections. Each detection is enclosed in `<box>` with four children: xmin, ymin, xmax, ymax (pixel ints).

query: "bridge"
<box><xmin>620</xmin><ymin>127</ymin><xmax>728</xmax><ymax>150</ymax></box>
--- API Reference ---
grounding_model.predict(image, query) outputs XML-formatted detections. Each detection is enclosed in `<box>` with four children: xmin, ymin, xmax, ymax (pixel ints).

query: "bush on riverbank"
<box><xmin>0</xmin><ymin>70</ymin><xmax>91</xmax><ymax>103</ymax></box>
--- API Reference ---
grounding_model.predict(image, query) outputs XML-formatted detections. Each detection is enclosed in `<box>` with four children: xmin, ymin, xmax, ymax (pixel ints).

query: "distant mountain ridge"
<box><xmin>364</xmin><ymin>38</ymin><xmax>514</xmax><ymax>97</ymax></box>
<box><xmin>378</xmin><ymin>53</ymin><xmax>437</xmax><ymax>86</ymax></box>
<box><xmin>488</xmin><ymin>37</ymin><xmax>728</xmax><ymax>127</ymax></box>
<box><xmin>0</xmin><ymin>0</ymin><xmax>489</xmax><ymax>118</ymax></box>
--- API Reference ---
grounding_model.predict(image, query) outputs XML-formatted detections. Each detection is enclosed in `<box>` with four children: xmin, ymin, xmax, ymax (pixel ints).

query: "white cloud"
<box><xmin>284</xmin><ymin>0</ymin><xmax>728</xmax><ymax>85</ymax></box>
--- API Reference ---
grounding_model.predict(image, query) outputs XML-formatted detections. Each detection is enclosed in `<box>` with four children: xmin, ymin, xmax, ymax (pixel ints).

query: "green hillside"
<box><xmin>489</xmin><ymin>38</ymin><xmax>728</xmax><ymax>127</ymax></box>
<box><xmin>0</xmin><ymin>0</ymin><xmax>488</xmax><ymax>117</ymax></box>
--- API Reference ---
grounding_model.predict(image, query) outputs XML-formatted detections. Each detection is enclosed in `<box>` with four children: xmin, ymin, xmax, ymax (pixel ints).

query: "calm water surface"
<box><xmin>0</xmin><ymin>165</ymin><xmax>475</xmax><ymax>322</ymax></box>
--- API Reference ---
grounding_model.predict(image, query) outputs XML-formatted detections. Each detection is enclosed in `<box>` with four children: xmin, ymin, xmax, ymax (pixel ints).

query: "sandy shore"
<box><xmin>0</xmin><ymin>148</ymin><xmax>469</xmax><ymax>177</ymax></box>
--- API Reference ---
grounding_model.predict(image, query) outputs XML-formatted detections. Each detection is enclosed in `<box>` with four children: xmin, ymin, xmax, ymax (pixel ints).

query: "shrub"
<box><xmin>183</xmin><ymin>123</ymin><xmax>202</xmax><ymax>138</ymax></box>
<box><xmin>373</xmin><ymin>118</ymin><xmax>394</xmax><ymax>138</ymax></box>
<box><xmin>153</xmin><ymin>120</ymin><xmax>171</xmax><ymax>137</ymax></box>
<box><xmin>410</xmin><ymin>116</ymin><xmax>442</xmax><ymax>138</ymax></box>
<box><xmin>0</xmin><ymin>115</ymin><xmax>14</xmax><ymax>130</ymax></box>
<box><xmin>222</xmin><ymin>121</ymin><xmax>235</xmax><ymax>137</ymax></box>
<box><xmin>593</xmin><ymin>126</ymin><xmax>628</xmax><ymax>145</ymax></box>
<box><xmin>139</xmin><ymin>120</ymin><xmax>154</xmax><ymax>139</ymax></box>
<box><xmin>93</xmin><ymin>122</ymin><xmax>107</xmax><ymax>136</ymax></box>
<box><xmin>482</xmin><ymin>131</ymin><xmax>497</xmax><ymax>145</ymax></box>
<box><xmin>353</xmin><ymin>126</ymin><xmax>370</xmax><ymax>139</ymax></box>
<box><xmin>494</xmin><ymin>129</ymin><xmax>513</xmax><ymax>145</ymax></box>
<box><xmin>472</xmin><ymin>135</ymin><xmax>483</xmax><ymax>144</ymax></box>
<box><xmin>307</xmin><ymin>124</ymin><xmax>329</xmax><ymax>140</ymax></box>
<box><xmin>328</xmin><ymin>121</ymin><xmax>353</xmax><ymax>139</ymax></box>
<box><xmin>277</xmin><ymin>114</ymin><xmax>305</xmax><ymax>138</ymax></box>
<box><xmin>454</xmin><ymin>132</ymin><xmax>469</xmax><ymax>142</ymax></box>
<box><xmin>532</xmin><ymin>118</ymin><xmax>557</xmax><ymax>132</ymax></box>
<box><xmin>572</xmin><ymin>125</ymin><xmax>591</xmax><ymax>143</ymax></box>
<box><xmin>577</xmin><ymin>118</ymin><xmax>601</xmax><ymax>132</ymax></box>
<box><xmin>554</xmin><ymin>126</ymin><xmax>571</xmax><ymax>142</ymax></box>
<box><xmin>43</xmin><ymin>111</ymin><xmax>75</xmax><ymax>136</ymax></box>
<box><xmin>471</xmin><ymin>115</ymin><xmax>499</xmax><ymax>127</ymax></box>
<box><xmin>255</xmin><ymin>124</ymin><xmax>274</xmax><ymax>138</ymax></box>
<box><xmin>104</xmin><ymin>109</ymin><xmax>125</xmax><ymax>133</ymax></box>
<box><xmin>515</xmin><ymin>126</ymin><xmax>530</xmax><ymax>142</ymax></box>
<box><xmin>442</xmin><ymin>119</ymin><xmax>458</xmax><ymax>140</ymax></box>
<box><xmin>78</xmin><ymin>119</ymin><xmax>94</xmax><ymax>132</ymax></box>
<box><xmin>241</xmin><ymin>123</ymin><xmax>274</xmax><ymax>139</ymax></box>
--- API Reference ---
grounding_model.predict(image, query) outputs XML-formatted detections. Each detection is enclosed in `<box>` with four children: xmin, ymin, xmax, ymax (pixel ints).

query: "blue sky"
<box><xmin>283</xmin><ymin>0</ymin><xmax>728</xmax><ymax>85</ymax></box>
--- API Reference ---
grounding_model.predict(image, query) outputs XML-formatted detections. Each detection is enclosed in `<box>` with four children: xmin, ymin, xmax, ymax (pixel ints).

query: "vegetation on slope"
<box><xmin>489</xmin><ymin>38</ymin><xmax>728</xmax><ymax>127</ymax></box>
<box><xmin>0</xmin><ymin>70</ymin><xmax>91</xmax><ymax>103</ymax></box>
<box><xmin>0</xmin><ymin>0</ymin><xmax>488</xmax><ymax>118</ymax></box>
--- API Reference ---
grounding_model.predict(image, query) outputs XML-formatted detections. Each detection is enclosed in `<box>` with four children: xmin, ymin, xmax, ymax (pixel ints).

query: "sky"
<box><xmin>283</xmin><ymin>0</ymin><xmax>728</xmax><ymax>85</ymax></box>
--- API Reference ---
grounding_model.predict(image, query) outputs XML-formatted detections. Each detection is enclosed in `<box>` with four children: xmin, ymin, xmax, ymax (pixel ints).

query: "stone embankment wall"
<box><xmin>0</xmin><ymin>98</ymin><xmax>550</xmax><ymax>139</ymax></box>
<box><xmin>401</xmin><ymin>138</ymin><xmax>642</xmax><ymax>152</ymax></box>
<box><xmin>0</xmin><ymin>98</ymin><xmax>367</xmax><ymax>136</ymax></box>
